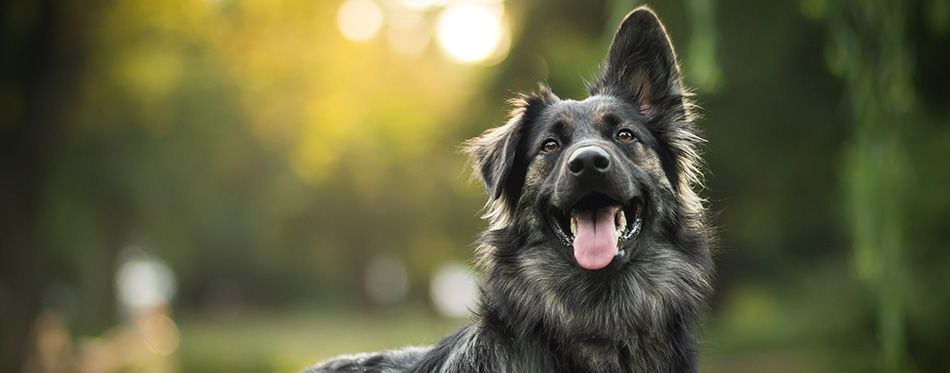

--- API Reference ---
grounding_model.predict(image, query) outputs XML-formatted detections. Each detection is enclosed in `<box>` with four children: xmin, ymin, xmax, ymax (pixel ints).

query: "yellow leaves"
<box><xmin>291</xmin><ymin>95</ymin><xmax>355</xmax><ymax>185</ymax></box>
<box><xmin>98</xmin><ymin>0</ymin><xmax>220</xmax><ymax>38</ymax></box>
<box><xmin>114</xmin><ymin>46</ymin><xmax>182</xmax><ymax>102</ymax></box>
<box><xmin>83</xmin><ymin>0</ymin><xmax>225</xmax><ymax>134</ymax></box>
<box><xmin>83</xmin><ymin>0</ymin><xmax>479</xmax><ymax>192</ymax></box>
<box><xmin>290</xmin><ymin>61</ymin><xmax>465</xmax><ymax>191</ymax></box>
<box><xmin>113</xmin><ymin>45</ymin><xmax>183</xmax><ymax>134</ymax></box>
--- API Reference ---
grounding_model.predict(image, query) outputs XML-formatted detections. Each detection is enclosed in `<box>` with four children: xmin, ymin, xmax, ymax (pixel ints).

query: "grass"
<box><xmin>175</xmin><ymin>302</ymin><xmax>857</xmax><ymax>372</ymax></box>
<box><xmin>176</xmin><ymin>304</ymin><xmax>468</xmax><ymax>372</ymax></box>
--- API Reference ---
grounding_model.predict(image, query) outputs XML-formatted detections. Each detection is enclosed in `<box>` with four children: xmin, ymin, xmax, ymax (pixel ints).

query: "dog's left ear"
<box><xmin>595</xmin><ymin>6</ymin><xmax>684</xmax><ymax>116</ymax></box>
<box><xmin>465</xmin><ymin>89</ymin><xmax>555</xmax><ymax>202</ymax></box>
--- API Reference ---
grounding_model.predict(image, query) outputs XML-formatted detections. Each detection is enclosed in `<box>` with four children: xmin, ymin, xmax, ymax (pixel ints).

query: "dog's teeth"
<box><xmin>617</xmin><ymin>210</ymin><xmax>626</xmax><ymax>233</ymax></box>
<box><xmin>570</xmin><ymin>215</ymin><xmax>577</xmax><ymax>237</ymax></box>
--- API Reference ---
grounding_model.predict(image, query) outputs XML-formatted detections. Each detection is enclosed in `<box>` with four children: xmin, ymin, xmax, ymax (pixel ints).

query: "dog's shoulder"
<box><xmin>305</xmin><ymin>322</ymin><xmax>518</xmax><ymax>373</ymax></box>
<box><xmin>410</xmin><ymin>323</ymin><xmax>490</xmax><ymax>372</ymax></box>
<box><xmin>302</xmin><ymin>345</ymin><xmax>431</xmax><ymax>373</ymax></box>
<box><xmin>414</xmin><ymin>322</ymin><xmax>537</xmax><ymax>373</ymax></box>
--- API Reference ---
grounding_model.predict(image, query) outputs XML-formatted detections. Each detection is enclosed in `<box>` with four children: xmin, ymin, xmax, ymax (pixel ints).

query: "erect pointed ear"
<box><xmin>464</xmin><ymin>88</ymin><xmax>555</xmax><ymax>201</ymax></box>
<box><xmin>595</xmin><ymin>6</ymin><xmax>684</xmax><ymax>116</ymax></box>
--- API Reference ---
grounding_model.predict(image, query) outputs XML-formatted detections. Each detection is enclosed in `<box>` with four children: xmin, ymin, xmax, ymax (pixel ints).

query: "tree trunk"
<box><xmin>0</xmin><ymin>0</ymin><xmax>92</xmax><ymax>371</ymax></box>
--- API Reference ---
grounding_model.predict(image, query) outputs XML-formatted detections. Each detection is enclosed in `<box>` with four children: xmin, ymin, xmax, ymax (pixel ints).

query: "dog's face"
<box><xmin>523</xmin><ymin>95</ymin><xmax>669</xmax><ymax>271</ymax></box>
<box><xmin>466</xmin><ymin>8</ymin><xmax>712</xmax><ymax>341</ymax></box>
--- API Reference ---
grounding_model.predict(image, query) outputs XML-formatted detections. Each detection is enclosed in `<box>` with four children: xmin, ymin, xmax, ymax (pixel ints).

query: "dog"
<box><xmin>305</xmin><ymin>6</ymin><xmax>714</xmax><ymax>372</ymax></box>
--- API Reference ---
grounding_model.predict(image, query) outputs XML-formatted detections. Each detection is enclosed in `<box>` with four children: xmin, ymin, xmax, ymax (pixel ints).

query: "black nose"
<box><xmin>567</xmin><ymin>146</ymin><xmax>611</xmax><ymax>180</ymax></box>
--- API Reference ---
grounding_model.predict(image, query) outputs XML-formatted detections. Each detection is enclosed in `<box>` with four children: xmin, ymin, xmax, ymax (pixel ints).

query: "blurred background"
<box><xmin>1</xmin><ymin>0</ymin><xmax>948</xmax><ymax>372</ymax></box>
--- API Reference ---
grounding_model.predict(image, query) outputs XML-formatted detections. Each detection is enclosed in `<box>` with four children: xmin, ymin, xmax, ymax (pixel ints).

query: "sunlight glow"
<box><xmin>397</xmin><ymin>0</ymin><xmax>446</xmax><ymax>11</ymax></box>
<box><xmin>436</xmin><ymin>3</ymin><xmax>507</xmax><ymax>64</ymax></box>
<box><xmin>387</xmin><ymin>9</ymin><xmax>430</xmax><ymax>56</ymax></box>
<box><xmin>338</xmin><ymin>0</ymin><xmax>384</xmax><ymax>42</ymax></box>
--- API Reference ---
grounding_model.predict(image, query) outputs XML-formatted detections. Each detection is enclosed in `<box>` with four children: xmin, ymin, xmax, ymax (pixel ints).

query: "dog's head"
<box><xmin>467</xmin><ymin>6</ymin><xmax>705</xmax><ymax>270</ymax></box>
<box><xmin>465</xmin><ymin>7</ymin><xmax>712</xmax><ymax>341</ymax></box>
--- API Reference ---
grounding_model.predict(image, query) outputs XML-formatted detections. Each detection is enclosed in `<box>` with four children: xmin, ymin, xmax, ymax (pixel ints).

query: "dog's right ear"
<box><xmin>595</xmin><ymin>6</ymin><xmax>684</xmax><ymax>117</ymax></box>
<box><xmin>465</xmin><ymin>89</ymin><xmax>554</xmax><ymax>201</ymax></box>
<box><xmin>465</xmin><ymin>117</ymin><xmax>522</xmax><ymax>201</ymax></box>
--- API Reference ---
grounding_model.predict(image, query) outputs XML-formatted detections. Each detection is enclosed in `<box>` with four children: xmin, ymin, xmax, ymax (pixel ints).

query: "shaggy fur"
<box><xmin>305</xmin><ymin>6</ymin><xmax>714</xmax><ymax>373</ymax></box>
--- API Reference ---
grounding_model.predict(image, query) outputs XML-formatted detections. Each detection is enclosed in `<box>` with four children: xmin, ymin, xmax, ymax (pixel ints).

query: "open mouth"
<box><xmin>547</xmin><ymin>193</ymin><xmax>643</xmax><ymax>269</ymax></box>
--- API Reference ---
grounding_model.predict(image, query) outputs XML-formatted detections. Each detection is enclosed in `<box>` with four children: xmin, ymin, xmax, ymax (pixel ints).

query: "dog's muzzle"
<box><xmin>567</xmin><ymin>145</ymin><xmax>611</xmax><ymax>182</ymax></box>
<box><xmin>548</xmin><ymin>144</ymin><xmax>643</xmax><ymax>270</ymax></box>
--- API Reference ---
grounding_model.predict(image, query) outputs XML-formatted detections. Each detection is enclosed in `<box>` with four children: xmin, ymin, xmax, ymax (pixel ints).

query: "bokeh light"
<box><xmin>429</xmin><ymin>263</ymin><xmax>478</xmax><ymax>318</ymax></box>
<box><xmin>365</xmin><ymin>257</ymin><xmax>409</xmax><ymax>305</ymax></box>
<box><xmin>387</xmin><ymin>9</ymin><xmax>430</xmax><ymax>56</ymax></box>
<box><xmin>140</xmin><ymin>314</ymin><xmax>181</xmax><ymax>356</ymax></box>
<box><xmin>397</xmin><ymin>0</ymin><xmax>445</xmax><ymax>11</ymax></box>
<box><xmin>116</xmin><ymin>249</ymin><xmax>177</xmax><ymax>311</ymax></box>
<box><xmin>335</xmin><ymin>0</ymin><xmax>511</xmax><ymax>64</ymax></box>
<box><xmin>337</xmin><ymin>0</ymin><xmax>384</xmax><ymax>42</ymax></box>
<box><xmin>436</xmin><ymin>3</ymin><xmax>508</xmax><ymax>64</ymax></box>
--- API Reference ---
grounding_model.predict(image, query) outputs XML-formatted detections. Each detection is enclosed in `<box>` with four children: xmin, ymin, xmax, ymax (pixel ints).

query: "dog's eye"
<box><xmin>616</xmin><ymin>129</ymin><xmax>636</xmax><ymax>143</ymax></box>
<box><xmin>541</xmin><ymin>139</ymin><xmax>559</xmax><ymax>153</ymax></box>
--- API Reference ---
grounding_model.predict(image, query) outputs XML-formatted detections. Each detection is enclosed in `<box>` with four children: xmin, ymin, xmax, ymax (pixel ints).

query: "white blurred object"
<box><xmin>435</xmin><ymin>2</ymin><xmax>509</xmax><ymax>64</ymax></box>
<box><xmin>338</xmin><ymin>0</ymin><xmax>384</xmax><ymax>42</ymax></box>
<box><xmin>365</xmin><ymin>256</ymin><xmax>409</xmax><ymax>305</ymax></box>
<box><xmin>430</xmin><ymin>262</ymin><xmax>478</xmax><ymax>318</ymax></box>
<box><xmin>116</xmin><ymin>248</ymin><xmax>177</xmax><ymax>311</ymax></box>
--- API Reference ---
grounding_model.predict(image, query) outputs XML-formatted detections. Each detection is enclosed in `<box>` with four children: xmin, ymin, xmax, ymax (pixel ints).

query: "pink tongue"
<box><xmin>572</xmin><ymin>206</ymin><xmax>620</xmax><ymax>270</ymax></box>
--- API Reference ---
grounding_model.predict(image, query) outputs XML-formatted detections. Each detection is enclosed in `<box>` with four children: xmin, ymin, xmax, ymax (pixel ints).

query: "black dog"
<box><xmin>306</xmin><ymin>6</ymin><xmax>714</xmax><ymax>372</ymax></box>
